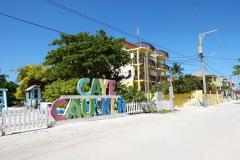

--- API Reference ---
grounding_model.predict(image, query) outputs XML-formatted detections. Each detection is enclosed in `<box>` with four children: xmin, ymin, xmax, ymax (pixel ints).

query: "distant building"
<box><xmin>192</xmin><ymin>71</ymin><xmax>217</xmax><ymax>81</ymax></box>
<box><xmin>192</xmin><ymin>71</ymin><xmax>236</xmax><ymax>92</ymax></box>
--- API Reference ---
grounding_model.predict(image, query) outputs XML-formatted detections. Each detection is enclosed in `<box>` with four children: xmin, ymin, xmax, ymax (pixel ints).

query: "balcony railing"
<box><xmin>135</xmin><ymin>42</ymin><xmax>156</xmax><ymax>52</ymax></box>
<box><xmin>156</xmin><ymin>77</ymin><xmax>167</xmax><ymax>82</ymax></box>
<box><xmin>157</xmin><ymin>63</ymin><xmax>169</xmax><ymax>71</ymax></box>
<box><xmin>134</xmin><ymin>75</ymin><xmax>156</xmax><ymax>81</ymax></box>
<box><xmin>133</xmin><ymin>57</ymin><xmax>144</xmax><ymax>64</ymax></box>
<box><xmin>156</xmin><ymin>50</ymin><xmax>169</xmax><ymax>58</ymax></box>
<box><xmin>148</xmin><ymin>59</ymin><xmax>155</xmax><ymax>66</ymax></box>
<box><xmin>133</xmin><ymin>57</ymin><xmax>156</xmax><ymax>66</ymax></box>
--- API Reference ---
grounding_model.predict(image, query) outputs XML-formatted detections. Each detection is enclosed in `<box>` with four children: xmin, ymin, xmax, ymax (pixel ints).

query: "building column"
<box><xmin>137</xmin><ymin>49</ymin><xmax>141</xmax><ymax>90</ymax></box>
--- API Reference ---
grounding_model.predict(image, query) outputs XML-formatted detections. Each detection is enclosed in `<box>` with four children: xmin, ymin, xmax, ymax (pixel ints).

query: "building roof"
<box><xmin>192</xmin><ymin>71</ymin><xmax>217</xmax><ymax>78</ymax></box>
<box><xmin>217</xmin><ymin>76</ymin><xmax>228</xmax><ymax>81</ymax></box>
<box><xmin>25</xmin><ymin>85</ymin><xmax>40</xmax><ymax>92</ymax></box>
<box><xmin>123</xmin><ymin>42</ymin><xmax>139</xmax><ymax>50</ymax></box>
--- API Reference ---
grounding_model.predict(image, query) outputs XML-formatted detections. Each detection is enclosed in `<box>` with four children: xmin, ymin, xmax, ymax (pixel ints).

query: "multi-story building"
<box><xmin>120</xmin><ymin>41</ymin><xmax>169</xmax><ymax>94</ymax></box>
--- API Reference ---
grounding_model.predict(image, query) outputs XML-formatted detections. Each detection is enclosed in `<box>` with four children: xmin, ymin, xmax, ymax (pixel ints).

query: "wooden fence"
<box><xmin>0</xmin><ymin>108</ymin><xmax>51</xmax><ymax>136</ymax></box>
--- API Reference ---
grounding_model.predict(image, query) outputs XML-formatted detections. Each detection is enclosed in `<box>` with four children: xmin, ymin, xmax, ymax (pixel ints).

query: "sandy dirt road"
<box><xmin>1</xmin><ymin>100</ymin><xmax>240</xmax><ymax>160</ymax></box>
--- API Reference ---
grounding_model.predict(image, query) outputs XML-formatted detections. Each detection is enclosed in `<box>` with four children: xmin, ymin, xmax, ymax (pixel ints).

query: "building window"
<box><xmin>135</xmin><ymin>70</ymin><xmax>137</xmax><ymax>75</ymax></box>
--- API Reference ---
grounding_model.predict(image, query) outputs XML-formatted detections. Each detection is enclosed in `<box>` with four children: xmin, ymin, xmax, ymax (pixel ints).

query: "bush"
<box><xmin>43</xmin><ymin>78</ymin><xmax>79</xmax><ymax>102</ymax></box>
<box><xmin>116</xmin><ymin>83</ymin><xmax>146</xmax><ymax>103</ymax></box>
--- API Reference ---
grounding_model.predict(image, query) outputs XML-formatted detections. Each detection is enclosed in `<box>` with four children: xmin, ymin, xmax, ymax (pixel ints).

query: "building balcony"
<box><xmin>133</xmin><ymin>57</ymin><xmax>144</xmax><ymax>64</ymax></box>
<box><xmin>156</xmin><ymin>50</ymin><xmax>169</xmax><ymax>59</ymax></box>
<box><xmin>148</xmin><ymin>59</ymin><xmax>155</xmax><ymax>66</ymax></box>
<box><xmin>135</xmin><ymin>42</ymin><xmax>156</xmax><ymax>52</ymax></box>
<box><xmin>157</xmin><ymin>63</ymin><xmax>169</xmax><ymax>71</ymax></box>
<box><xmin>133</xmin><ymin>57</ymin><xmax>156</xmax><ymax>67</ymax></box>
<box><xmin>156</xmin><ymin>77</ymin><xmax>167</xmax><ymax>82</ymax></box>
<box><xmin>134</xmin><ymin>75</ymin><xmax>156</xmax><ymax>82</ymax></box>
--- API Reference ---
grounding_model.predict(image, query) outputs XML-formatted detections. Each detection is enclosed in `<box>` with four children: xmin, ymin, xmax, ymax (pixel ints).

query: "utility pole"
<box><xmin>198</xmin><ymin>29</ymin><xmax>218</xmax><ymax>107</ymax></box>
<box><xmin>144</xmin><ymin>56</ymin><xmax>147</xmax><ymax>98</ymax></box>
<box><xmin>230</xmin><ymin>74</ymin><xmax>234</xmax><ymax>99</ymax></box>
<box><xmin>146</xmin><ymin>53</ymin><xmax>150</xmax><ymax>100</ymax></box>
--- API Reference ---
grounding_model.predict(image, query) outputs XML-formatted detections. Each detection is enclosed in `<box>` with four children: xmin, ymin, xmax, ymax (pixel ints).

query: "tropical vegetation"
<box><xmin>169</xmin><ymin>62</ymin><xmax>184</xmax><ymax>76</ymax></box>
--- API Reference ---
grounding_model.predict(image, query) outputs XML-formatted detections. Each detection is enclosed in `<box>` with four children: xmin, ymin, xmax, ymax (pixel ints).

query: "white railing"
<box><xmin>125</xmin><ymin>101</ymin><xmax>171</xmax><ymax>114</ymax></box>
<box><xmin>125</xmin><ymin>102</ymin><xmax>144</xmax><ymax>114</ymax></box>
<box><xmin>0</xmin><ymin>108</ymin><xmax>51</xmax><ymax>136</ymax></box>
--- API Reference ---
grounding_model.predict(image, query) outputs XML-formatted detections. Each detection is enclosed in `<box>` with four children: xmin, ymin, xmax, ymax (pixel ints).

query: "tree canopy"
<box><xmin>44</xmin><ymin>30</ymin><xmax>131</xmax><ymax>82</ymax></box>
<box><xmin>233</xmin><ymin>58</ymin><xmax>240</xmax><ymax>76</ymax></box>
<box><xmin>0</xmin><ymin>73</ymin><xmax>19</xmax><ymax>105</ymax></box>
<box><xmin>43</xmin><ymin>78</ymin><xmax>79</xmax><ymax>102</ymax></box>
<box><xmin>116</xmin><ymin>83</ymin><xmax>146</xmax><ymax>103</ymax></box>
<box><xmin>15</xmin><ymin>64</ymin><xmax>49</xmax><ymax>100</ymax></box>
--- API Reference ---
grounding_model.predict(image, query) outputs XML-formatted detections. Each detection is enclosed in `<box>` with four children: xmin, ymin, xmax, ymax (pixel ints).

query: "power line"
<box><xmin>0</xmin><ymin>12</ymin><xmax>69</xmax><ymax>35</ymax></box>
<box><xmin>197</xmin><ymin>0</ymin><xmax>217</xmax><ymax>29</ymax></box>
<box><xmin>173</xmin><ymin>0</ymin><xmax>205</xmax><ymax>32</ymax></box>
<box><xmin>208</xmin><ymin>57</ymin><xmax>239</xmax><ymax>61</ymax></box>
<box><xmin>42</xmin><ymin>0</ymin><xmax>189</xmax><ymax>57</ymax></box>
<box><xmin>197</xmin><ymin>0</ymin><xmax>231</xmax><ymax>56</ymax></box>
<box><xmin>214</xmin><ymin>51</ymin><xmax>240</xmax><ymax>54</ymax></box>
<box><xmin>205</xmin><ymin>58</ymin><xmax>226</xmax><ymax>76</ymax></box>
<box><xmin>184</xmin><ymin>0</ymin><xmax>224</xmax><ymax>52</ymax></box>
<box><xmin>205</xmin><ymin>61</ymin><xmax>228</xmax><ymax>78</ymax></box>
<box><xmin>183</xmin><ymin>0</ymin><xmax>212</xmax><ymax>30</ymax></box>
<box><xmin>170</xmin><ymin>54</ymin><xmax>198</xmax><ymax>59</ymax></box>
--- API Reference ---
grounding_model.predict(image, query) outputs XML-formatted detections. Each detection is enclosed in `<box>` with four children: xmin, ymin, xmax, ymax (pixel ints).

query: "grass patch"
<box><xmin>154</xmin><ymin>109</ymin><xmax>179</xmax><ymax>114</ymax></box>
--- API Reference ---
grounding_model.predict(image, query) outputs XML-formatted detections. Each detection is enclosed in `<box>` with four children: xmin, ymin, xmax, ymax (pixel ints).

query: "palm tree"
<box><xmin>206</xmin><ymin>77</ymin><xmax>214</xmax><ymax>90</ymax></box>
<box><xmin>169</xmin><ymin>62</ymin><xmax>184</xmax><ymax>76</ymax></box>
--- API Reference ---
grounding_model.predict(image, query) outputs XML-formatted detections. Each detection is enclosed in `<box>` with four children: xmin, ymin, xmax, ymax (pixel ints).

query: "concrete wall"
<box><xmin>164</xmin><ymin>90</ymin><xmax>223</xmax><ymax>107</ymax></box>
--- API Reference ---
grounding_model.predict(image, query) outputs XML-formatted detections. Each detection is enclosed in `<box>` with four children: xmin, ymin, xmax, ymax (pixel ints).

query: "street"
<box><xmin>1</xmin><ymin>101</ymin><xmax>240</xmax><ymax>160</ymax></box>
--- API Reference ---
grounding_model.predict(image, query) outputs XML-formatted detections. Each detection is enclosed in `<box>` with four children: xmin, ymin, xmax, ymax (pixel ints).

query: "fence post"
<box><xmin>8</xmin><ymin>110</ymin><xmax>12</xmax><ymax>132</ymax></box>
<box><xmin>19</xmin><ymin>109</ymin><xmax>22</xmax><ymax>130</ymax></box>
<box><xmin>13</xmin><ymin>110</ymin><xmax>16</xmax><ymax>131</ymax></box>
<box><xmin>46</xmin><ymin>108</ymin><xmax>50</xmax><ymax>128</ymax></box>
<box><xmin>1</xmin><ymin>109</ymin><xmax>6</xmax><ymax>136</ymax></box>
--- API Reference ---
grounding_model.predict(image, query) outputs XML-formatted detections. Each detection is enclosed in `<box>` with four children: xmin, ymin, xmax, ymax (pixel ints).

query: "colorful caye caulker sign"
<box><xmin>50</xmin><ymin>78</ymin><xmax>126</xmax><ymax>121</ymax></box>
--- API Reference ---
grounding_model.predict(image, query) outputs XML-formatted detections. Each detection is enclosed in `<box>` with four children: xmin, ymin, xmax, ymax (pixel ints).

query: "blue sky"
<box><xmin>1</xmin><ymin>0</ymin><xmax>240</xmax><ymax>88</ymax></box>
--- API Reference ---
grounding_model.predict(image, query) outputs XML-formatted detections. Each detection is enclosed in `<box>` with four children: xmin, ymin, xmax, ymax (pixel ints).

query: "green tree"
<box><xmin>151</xmin><ymin>81</ymin><xmax>170</xmax><ymax>94</ymax></box>
<box><xmin>0</xmin><ymin>72</ymin><xmax>20</xmax><ymax>105</ymax></box>
<box><xmin>43</xmin><ymin>78</ymin><xmax>79</xmax><ymax>102</ymax></box>
<box><xmin>0</xmin><ymin>81</ymin><xmax>20</xmax><ymax>105</ymax></box>
<box><xmin>233</xmin><ymin>58</ymin><xmax>240</xmax><ymax>76</ymax></box>
<box><xmin>206</xmin><ymin>77</ymin><xmax>214</xmax><ymax>90</ymax></box>
<box><xmin>44</xmin><ymin>30</ymin><xmax>131</xmax><ymax>82</ymax></box>
<box><xmin>172</xmin><ymin>74</ymin><xmax>201</xmax><ymax>94</ymax></box>
<box><xmin>169</xmin><ymin>62</ymin><xmax>184</xmax><ymax>76</ymax></box>
<box><xmin>15</xmin><ymin>64</ymin><xmax>49</xmax><ymax>100</ymax></box>
<box><xmin>116</xmin><ymin>83</ymin><xmax>146</xmax><ymax>103</ymax></box>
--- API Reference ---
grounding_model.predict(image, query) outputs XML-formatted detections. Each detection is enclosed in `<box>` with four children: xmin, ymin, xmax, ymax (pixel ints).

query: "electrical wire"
<box><xmin>173</xmin><ymin>0</ymin><xmax>205</xmax><ymax>32</ymax></box>
<box><xmin>0</xmin><ymin>12</ymin><xmax>69</xmax><ymax>35</ymax></box>
<box><xmin>205</xmin><ymin>58</ymin><xmax>226</xmax><ymax>76</ymax></box>
<box><xmin>197</xmin><ymin>0</ymin><xmax>231</xmax><ymax>57</ymax></box>
<box><xmin>205</xmin><ymin>61</ymin><xmax>228</xmax><ymax>78</ymax></box>
<box><xmin>42</xmin><ymin>0</ymin><xmax>189</xmax><ymax>57</ymax></box>
<box><xmin>208</xmin><ymin>57</ymin><xmax>239</xmax><ymax>61</ymax></box>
